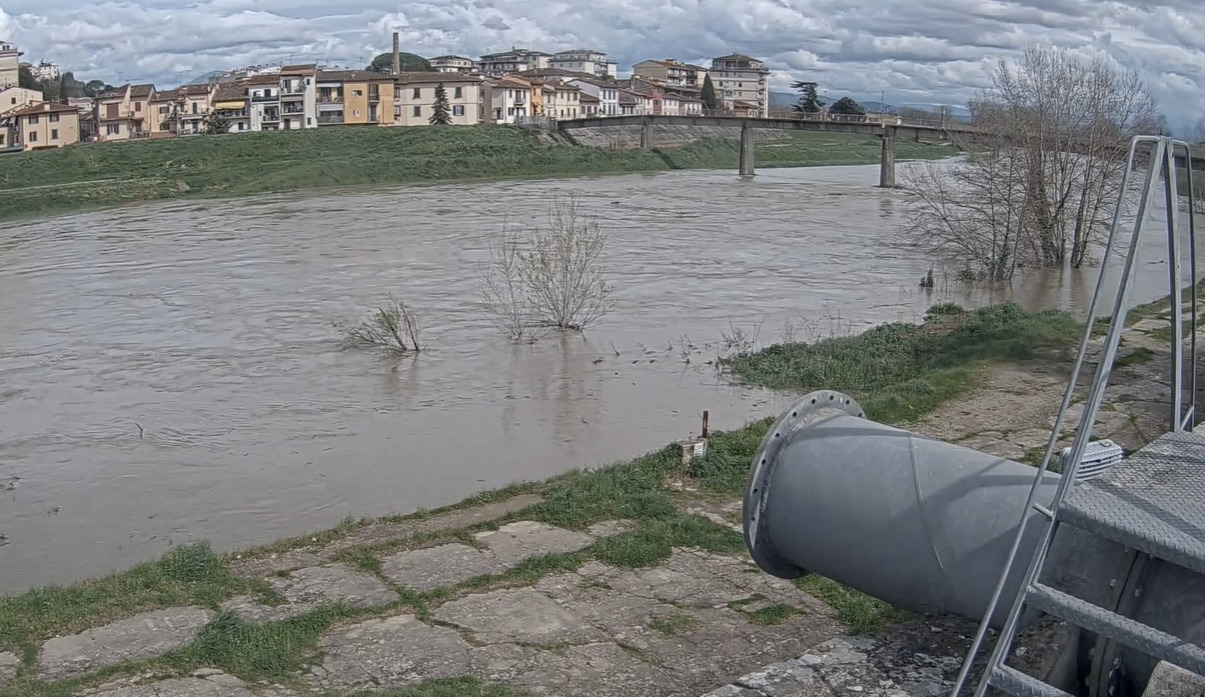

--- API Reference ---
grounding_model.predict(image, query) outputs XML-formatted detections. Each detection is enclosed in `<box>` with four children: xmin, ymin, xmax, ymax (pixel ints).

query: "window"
<box><xmin>353</xmin><ymin>89</ymin><xmax>362</xmax><ymax>97</ymax></box>
<box><xmin>159</xmin><ymin>106</ymin><xmax>169</xmax><ymax>115</ymax></box>
<box><xmin>454</xmin><ymin>86</ymin><xmax>462</xmax><ymax>99</ymax></box>
<box><xmin>453</xmin><ymin>105</ymin><xmax>464</xmax><ymax>116</ymax></box>
<box><xmin>9</xmin><ymin>97</ymin><xmax>14</xmax><ymax>105</ymax></box>
<box><xmin>307</xmin><ymin>117</ymin><xmax>312</xmax><ymax>126</ymax></box>
<box><xmin>353</xmin><ymin>110</ymin><xmax>360</xmax><ymax>116</ymax></box>
<box><xmin>160</xmin><ymin>122</ymin><xmax>170</xmax><ymax>131</ymax></box>
<box><xmin>106</xmin><ymin>124</ymin><xmax>120</xmax><ymax>135</ymax></box>
<box><xmin>28</xmin><ymin>131</ymin><xmax>37</xmax><ymax>142</ymax></box>
<box><xmin>51</xmin><ymin>128</ymin><xmax>58</xmax><ymax>140</ymax></box>
<box><xmin>135</xmin><ymin>102</ymin><xmax>142</xmax><ymax>112</ymax></box>
<box><xmin>28</xmin><ymin>115</ymin><xmax>38</xmax><ymax>124</ymax></box>
<box><xmin>238</xmin><ymin>122</ymin><xmax>246</xmax><ymax>131</ymax></box>
<box><xmin>412</xmin><ymin>105</ymin><xmax>421</xmax><ymax>117</ymax></box>
<box><xmin>191</xmin><ymin>102</ymin><xmax>198</xmax><ymax>114</ymax></box>
<box><xmin>412</xmin><ymin>87</ymin><xmax>421</xmax><ymax>98</ymax></box>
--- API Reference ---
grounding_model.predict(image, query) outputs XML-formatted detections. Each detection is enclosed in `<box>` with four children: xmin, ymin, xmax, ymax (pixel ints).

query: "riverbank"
<box><xmin>0</xmin><ymin>300</ymin><xmax>1132</xmax><ymax>697</ymax></box>
<box><xmin>0</xmin><ymin>125</ymin><xmax>953</xmax><ymax>220</ymax></box>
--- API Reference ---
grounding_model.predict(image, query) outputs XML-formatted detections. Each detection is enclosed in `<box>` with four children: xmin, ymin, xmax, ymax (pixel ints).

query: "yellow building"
<box><xmin>3</xmin><ymin>101</ymin><xmax>81</xmax><ymax>150</ymax></box>
<box><xmin>0</xmin><ymin>86</ymin><xmax>43</xmax><ymax>116</ymax></box>
<box><xmin>94</xmin><ymin>83</ymin><xmax>157</xmax><ymax>141</ymax></box>
<box><xmin>395</xmin><ymin>73</ymin><xmax>482</xmax><ymax>126</ymax></box>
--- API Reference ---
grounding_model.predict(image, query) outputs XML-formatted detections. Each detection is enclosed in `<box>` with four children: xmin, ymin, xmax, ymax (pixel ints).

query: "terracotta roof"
<box><xmin>129</xmin><ymin>83</ymin><xmax>155</xmax><ymax>98</ymax></box>
<box><xmin>552</xmin><ymin>49</ymin><xmax>604</xmax><ymax>57</ymax></box>
<box><xmin>567</xmin><ymin>77</ymin><xmax>618</xmax><ymax>89</ymax></box>
<box><xmin>10</xmin><ymin>101</ymin><xmax>80</xmax><ymax>118</ymax></box>
<box><xmin>97</xmin><ymin>84</ymin><xmax>129</xmax><ymax>99</ymax></box>
<box><xmin>495</xmin><ymin>75</ymin><xmax>531</xmax><ymax>88</ymax></box>
<box><xmin>514</xmin><ymin>67</ymin><xmax>595</xmax><ymax>81</ymax></box>
<box><xmin>480</xmin><ymin>49</ymin><xmax>551</xmax><ymax>60</ymax></box>
<box><xmin>617</xmin><ymin>91</ymin><xmax>639</xmax><ymax>105</ymax></box>
<box><xmin>712</xmin><ymin>53</ymin><xmax>761</xmax><ymax>63</ymax></box>
<box><xmin>181</xmin><ymin>84</ymin><xmax>213</xmax><ymax>96</ymax></box>
<box><xmin>733</xmin><ymin>100</ymin><xmax>759</xmax><ymax>109</ymax></box>
<box><xmin>246</xmin><ymin>74</ymin><xmax>279</xmax><ymax>86</ymax></box>
<box><xmin>639</xmin><ymin>59</ymin><xmax>708</xmax><ymax>72</ymax></box>
<box><xmin>315</xmin><ymin>70</ymin><xmax>392</xmax><ymax>83</ymax></box>
<box><xmin>579</xmin><ymin>93</ymin><xmax>599</xmax><ymax>103</ymax></box>
<box><xmin>150</xmin><ymin>89</ymin><xmax>181</xmax><ymax>102</ymax></box>
<box><xmin>213</xmin><ymin>82</ymin><xmax>248</xmax><ymax>101</ymax></box>
<box><xmin>431</xmin><ymin>55</ymin><xmax>473</xmax><ymax>62</ymax></box>
<box><xmin>280</xmin><ymin>64</ymin><xmax>317</xmax><ymax>75</ymax></box>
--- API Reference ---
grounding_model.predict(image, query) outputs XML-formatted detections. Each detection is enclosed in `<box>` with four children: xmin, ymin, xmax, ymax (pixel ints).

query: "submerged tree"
<box><xmin>900</xmin><ymin>45</ymin><xmax>1161</xmax><ymax>280</ymax></box>
<box><xmin>430</xmin><ymin>84</ymin><xmax>452</xmax><ymax>125</ymax></box>
<box><xmin>791</xmin><ymin>80</ymin><xmax>824</xmax><ymax>114</ymax></box>
<box><xmin>203</xmin><ymin>112</ymin><xmax>231</xmax><ymax>134</ymax></box>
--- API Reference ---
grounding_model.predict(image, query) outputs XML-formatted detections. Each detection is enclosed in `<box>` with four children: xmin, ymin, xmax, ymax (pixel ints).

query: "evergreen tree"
<box><xmin>700</xmin><ymin>74</ymin><xmax>718</xmax><ymax>112</ymax></box>
<box><xmin>429</xmin><ymin>83</ymin><xmax>452</xmax><ymax>125</ymax></box>
<box><xmin>828</xmin><ymin>96</ymin><xmax>866</xmax><ymax>116</ymax></box>
<box><xmin>204</xmin><ymin>112</ymin><xmax>232</xmax><ymax>134</ymax></box>
<box><xmin>790</xmin><ymin>80</ymin><xmax>824</xmax><ymax>114</ymax></box>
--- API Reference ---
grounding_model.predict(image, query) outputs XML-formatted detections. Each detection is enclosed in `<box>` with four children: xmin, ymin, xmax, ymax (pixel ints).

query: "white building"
<box><xmin>549</xmin><ymin>50</ymin><xmax>617</xmax><ymax>80</ymax></box>
<box><xmin>478</xmin><ymin>49</ymin><xmax>550</xmax><ymax>76</ymax></box>
<box><xmin>484</xmin><ymin>76</ymin><xmax>531</xmax><ymax>123</ymax></box>
<box><xmin>709</xmin><ymin>53</ymin><xmax>770</xmax><ymax>118</ymax></box>
<box><xmin>246</xmin><ymin>76</ymin><xmax>282</xmax><ymax>131</ymax></box>
<box><xmin>31</xmin><ymin>61</ymin><xmax>58</xmax><ymax>82</ymax></box>
<box><xmin>566</xmin><ymin>78</ymin><xmax>619</xmax><ymax>116</ymax></box>
<box><xmin>429</xmin><ymin>55</ymin><xmax>476</xmax><ymax>74</ymax></box>
<box><xmin>279</xmin><ymin>64</ymin><xmax>318</xmax><ymax>130</ymax></box>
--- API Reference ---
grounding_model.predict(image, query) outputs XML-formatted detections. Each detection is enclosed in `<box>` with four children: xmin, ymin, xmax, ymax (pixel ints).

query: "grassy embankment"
<box><xmin>0</xmin><ymin>125</ymin><xmax>953</xmax><ymax>220</ymax></box>
<box><xmin>0</xmin><ymin>302</ymin><xmax>1080</xmax><ymax>697</ymax></box>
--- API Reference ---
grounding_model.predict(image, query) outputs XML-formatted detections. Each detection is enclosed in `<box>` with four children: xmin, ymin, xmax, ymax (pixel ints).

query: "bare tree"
<box><xmin>901</xmin><ymin>45</ymin><xmax>1161</xmax><ymax>279</ymax></box>
<box><xmin>480</xmin><ymin>193</ymin><xmax>615</xmax><ymax>339</ymax></box>
<box><xmin>337</xmin><ymin>296</ymin><xmax>423</xmax><ymax>353</ymax></box>
<box><xmin>480</xmin><ymin>225</ymin><xmax>536</xmax><ymax>341</ymax></box>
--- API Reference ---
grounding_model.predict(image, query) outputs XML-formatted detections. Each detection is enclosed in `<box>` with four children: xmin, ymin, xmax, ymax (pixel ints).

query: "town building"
<box><xmin>1</xmin><ymin>101</ymin><xmax>81</xmax><ymax>150</ymax></box>
<box><xmin>0</xmin><ymin>41</ymin><xmax>21</xmax><ymax>89</ymax></box>
<box><xmin>484</xmin><ymin>75</ymin><xmax>532</xmax><ymax>123</ymax></box>
<box><xmin>326</xmin><ymin>71</ymin><xmax>396</xmax><ymax>126</ymax></box>
<box><xmin>477</xmin><ymin>49</ymin><xmax>551</xmax><ymax>76</ymax></box>
<box><xmin>0</xmin><ymin>86</ymin><xmax>43</xmax><ymax>116</ymax></box>
<box><xmin>631</xmin><ymin>59</ymin><xmax>708</xmax><ymax>90</ymax></box>
<box><xmin>279</xmin><ymin>64</ymin><xmax>318</xmax><ymax>130</ymax></box>
<box><xmin>314</xmin><ymin>71</ymin><xmax>345</xmax><ymax>126</ymax></box>
<box><xmin>578</xmin><ymin>92</ymin><xmax>601</xmax><ymax>117</ymax></box>
<box><xmin>709</xmin><ymin>53</ymin><xmax>770</xmax><ymax>117</ymax></box>
<box><xmin>566</xmin><ymin>78</ymin><xmax>619</xmax><ymax>116</ymax></box>
<box><xmin>394</xmin><ymin>73</ymin><xmax>482</xmax><ymax>126</ymax></box>
<box><xmin>527</xmin><ymin>78</ymin><xmax>581</xmax><ymax>120</ymax></box>
<box><xmin>211</xmin><ymin>81</ymin><xmax>251</xmax><ymax>132</ymax></box>
<box><xmin>548</xmin><ymin>50</ymin><xmax>616</xmax><ymax>80</ymax></box>
<box><xmin>150</xmin><ymin>88</ymin><xmax>181</xmax><ymax>137</ymax></box>
<box><xmin>30</xmin><ymin>61</ymin><xmax>59</xmax><ymax>82</ymax></box>
<box><xmin>176</xmin><ymin>84</ymin><xmax>217</xmax><ymax>136</ymax></box>
<box><xmin>246</xmin><ymin>75</ymin><xmax>282</xmax><ymax>131</ymax></box>
<box><xmin>617</xmin><ymin>89</ymin><xmax>651</xmax><ymax>116</ymax></box>
<box><xmin>429</xmin><ymin>55</ymin><xmax>476</xmax><ymax>74</ymax></box>
<box><xmin>94</xmin><ymin>83</ymin><xmax>156</xmax><ymax>141</ymax></box>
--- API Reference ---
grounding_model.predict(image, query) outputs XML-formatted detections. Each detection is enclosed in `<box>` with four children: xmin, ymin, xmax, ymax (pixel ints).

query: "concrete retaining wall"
<box><xmin>565</xmin><ymin>124</ymin><xmax>790</xmax><ymax>150</ymax></box>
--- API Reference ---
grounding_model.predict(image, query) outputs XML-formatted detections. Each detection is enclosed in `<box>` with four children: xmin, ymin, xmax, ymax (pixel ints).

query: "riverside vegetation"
<box><xmin>0</xmin><ymin>300</ymin><xmax>1092</xmax><ymax>697</ymax></box>
<box><xmin>0</xmin><ymin>125</ymin><xmax>952</xmax><ymax>220</ymax></box>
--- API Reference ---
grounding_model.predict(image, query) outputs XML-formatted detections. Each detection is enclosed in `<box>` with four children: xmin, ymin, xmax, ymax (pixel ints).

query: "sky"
<box><xmin>1</xmin><ymin>0</ymin><xmax>1203</xmax><ymax>133</ymax></box>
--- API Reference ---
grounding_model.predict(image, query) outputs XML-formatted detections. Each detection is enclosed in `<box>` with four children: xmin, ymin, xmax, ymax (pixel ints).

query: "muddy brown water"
<box><xmin>0</xmin><ymin>163</ymin><xmax>1196</xmax><ymax>594</ymax></box>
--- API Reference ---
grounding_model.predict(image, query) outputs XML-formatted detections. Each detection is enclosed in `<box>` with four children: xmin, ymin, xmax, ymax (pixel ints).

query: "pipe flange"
<box><xmin>743</xmin><ymin>390</ymin><xmax>865</xmax><ymax>579</ymax></box>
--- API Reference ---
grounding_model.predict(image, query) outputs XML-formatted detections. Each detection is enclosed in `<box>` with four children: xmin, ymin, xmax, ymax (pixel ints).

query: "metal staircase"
<box><xmin>948</xmin><ymin>135</ymin><xmax>1205</xmax><ymax>697</ymax></box>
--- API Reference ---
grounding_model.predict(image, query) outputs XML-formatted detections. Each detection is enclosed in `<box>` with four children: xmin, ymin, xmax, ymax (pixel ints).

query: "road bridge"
<box><xmin>555</xmin><ymin>114</ymin><xmax>1205</xmax><ymax>187</ymax></box>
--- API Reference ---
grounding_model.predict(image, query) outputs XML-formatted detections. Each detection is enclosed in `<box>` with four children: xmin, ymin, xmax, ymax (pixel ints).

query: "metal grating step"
<box><xmin>1059</xmin><ymin>430</ymin><xmax>1205</xmax><ymax>576</ymax></box>
<box><xmin>1027</xmin><ymin>583</ymin><xmax>1205</xmax><ymax>675</ymax></box>
<box><xmin>988</xmin><ymin>665</ymin><xmax>1074</xmax><ymax>697</ymax></box>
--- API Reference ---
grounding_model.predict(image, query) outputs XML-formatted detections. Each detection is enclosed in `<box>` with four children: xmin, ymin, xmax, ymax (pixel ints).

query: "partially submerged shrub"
<box><xmin>337</xmin><ymin>296</ymin><xmax>423</xmax><ymax>353</ymax></box>
<box><xmin>480</xmin><ymin>193</ymin><xmax>614</xmax><ymax>340</ymax></box>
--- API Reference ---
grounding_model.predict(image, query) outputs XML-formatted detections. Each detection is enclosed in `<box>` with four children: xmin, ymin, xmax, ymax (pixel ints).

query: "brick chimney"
<box><xmin>392</xmin><ymin>32</ymin><xmax>401</xmax><ymax>75</ymax></box>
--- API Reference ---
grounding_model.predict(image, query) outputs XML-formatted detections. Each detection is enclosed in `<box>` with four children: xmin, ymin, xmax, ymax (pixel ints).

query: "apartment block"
<box><xmin>279</xmin><ymin>64</ymin><xmax>318</xmax><ymax>130</ymax></box>
<box><xmin>150</xmin><ymin>88</ymin><xmax>181</xmax><ymax>137</ymax></box>
<box><xmin>395</xmin><ymin>73</ymin><xmax>481</xmax><ymax>125</ymax></box>
<box><xmin>0</xmin><ymin>86</ymin><xmax>43</xmax><ymax>116</ymax></box>
<box><xmin>566</xmin><ymin>78</ymin><xmax>619</xmax><ymax>116</ymax></box>
<box><xmin>246</xmin><ymin>75</ymin><xmax>282</xmax><ymax>131</ymax></box>
<box><xmin>709</xmin><ymin>53</ymin><xmax>770</xmax><ymax>118</ymax></box>
<box><xmin>548</xmin><ymin>50</ymin><xmax>617</xmax><ymax>80</ymax></box>
<box><xmin>631</xmin><ymin>59</ymin><xmax>708</xmax><ymax>90</ymax></box>
<box><xmin>478</xmin><ymin>49</ymin><xmax>550</xmax><ymax>76</ymax></box>
<box><xmin>212</xmin><ymin>82</ymin><xmax>251</xmax><ymax>133</ymax></box>
<box><xmin>2</xmin><ymin>102</ymin><xmax>80</xmax><ymax>150</ymax></box>
<box><xmin>94</xmin><ymin>83</ymin><xmax>156</xmax><ymax>141</ymax></box>
<box><xmin>529</xmin><ymin>78</ymin><xmax>581</xmax><ymax>120</ymax></box>
<box><xmin>429</xmin><ymin>55</ymin><xmax>476</xmax><ymax>74</ymax></box>
<box><xmin>484</xmin><ymin>75</ymin><xmax>532</xmax><ymax>123</ymax></box>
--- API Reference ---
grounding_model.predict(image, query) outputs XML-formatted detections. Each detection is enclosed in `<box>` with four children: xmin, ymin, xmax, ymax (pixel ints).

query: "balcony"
<box><xmin>282</xmin><ymin>104</ymin><xmax>305</xmax><ymax>115</ymax></box>
<box><xmin>368</xmin><ymin>89</ymin><xmax>381</xmax><ymax>103</ymax></box>
<box><xmin>251</xmin><ymin>93</ymin><xmax>279</xmax><ymax>103</ymax></box>
<box><xmin>317</xmin><ymin>94</ymin><xmax>343</xmax><ymax>104</ymax></box>
<box><xmin>281</xmin><ymin>91</ymin><xmax>304</xmax><ymax>101</ymax></box>
<box><xmin>262</xmin><ymin>111</ymin><xmax>281</xmax><ymax>123</ymax></box>
<box><xmin>317</xmin><ymin>115</ymin><xmax>344</xmax><ymax>126</ymax></box>
<box><xmin>281</xmin><ymin>83</ymin><xmax>305</xmax><ymax>95</ymax></box>
<box><xmin>217</xmin><ymin>110</ymin><xmax>249</xmax><ymax>118</ymax></box>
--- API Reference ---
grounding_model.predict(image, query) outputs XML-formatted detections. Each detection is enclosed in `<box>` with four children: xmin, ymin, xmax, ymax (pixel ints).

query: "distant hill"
<box><xmin>186</xmin><ymin>70</ymin><xmax>226</xmax><ymax>86</ymax></box>
<box><xmin>769</xmin><ymin>90</ymin><xmax>971</xmax><ymax>123</ymax></box>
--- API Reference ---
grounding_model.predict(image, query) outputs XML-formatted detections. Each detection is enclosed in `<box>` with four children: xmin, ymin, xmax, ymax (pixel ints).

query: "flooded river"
<box><xmin>0</xmin><ymin>163</ymin><xmax>1194</xmax><ymax>593</ymax></box>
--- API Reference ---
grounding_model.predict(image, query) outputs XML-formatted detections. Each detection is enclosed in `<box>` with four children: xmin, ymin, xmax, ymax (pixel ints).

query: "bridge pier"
<box><xmin>879</xmin><ymin>128</ymin><xmax>896</xmax><ymax>188</ymax></box>
<box><xmin>640</xmin><ymin>116</ymin><xmax>651</xmax><ymax>151</ymax></box>
<box><xmin>739</xmin><ymin>123</ymin><xmax>755</xmax><ymax>176</ymax></box>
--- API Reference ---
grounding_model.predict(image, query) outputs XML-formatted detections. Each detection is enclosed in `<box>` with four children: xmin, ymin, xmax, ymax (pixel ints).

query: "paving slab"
<box><xmin>586</xmin><ymin>519</ymin><xmax>638</xmax><ymax>537</ymax></box>
<box><xmin>78</xmin><ymin>669</ymin><xmax>264</xmax><ymax>696</ymax></box>
<box><xmin>474</xmin><ymin>521</ymin><xmax>596</xmax><ymax>565</ymax></box>
<box><xmin>0</xmin><ymin>651</ymin><xmax>17</xmax><ymax>689</ymax></box>
<box><xmin>433</xmin><ymin>587</ymin><xmax>608</xmax><ymax>645</ymax></box>
<box><xmin>380</xmin><ymin>542</ymin><xmax>508</xmax><ymax>591</ymax></box>
<box><xmin>38</xmin><ymin>606</ymin><xmax>214</xmax><ymax>680</ymax></box>
<box><xmin>220</xmin><ymin>594</ymin><xmax>313</xmax><ymax>623</ymax></box>
<box><xmin>269</xmin><ymin>563</ymin><xmax>398</xmax><ymax>609</ymax></box>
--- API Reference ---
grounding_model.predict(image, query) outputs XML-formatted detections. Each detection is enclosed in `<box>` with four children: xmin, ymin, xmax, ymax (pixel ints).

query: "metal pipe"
<box><xmin>745</xmin><ymin>390</ymin><xmax>1205</xmax><ymax>691</ymax></box>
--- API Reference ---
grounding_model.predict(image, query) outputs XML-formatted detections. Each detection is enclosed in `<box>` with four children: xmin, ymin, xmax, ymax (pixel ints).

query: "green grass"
<box><xmin>718</xmin><ymin>302</ymin><xmax>1081</xmax><ymax>425</ymax></box>
<box><xmin>649</xmin><ymin>612</ymin><xmax>701</xmax><ymax>636</ymax></box>
<box><xmin>0</xmin><ymin>125</ymin><xmax>952</xmax><ymax>220</ymax></box>
<box><xmin>744</xmin><ymin>603</ymin><xmax>800</xmax><ymax>626</ymax></box>
<box><xmin>795</xmin><ymin>577</ymin><xmax>909</xmax><ymax>634</ymax></box>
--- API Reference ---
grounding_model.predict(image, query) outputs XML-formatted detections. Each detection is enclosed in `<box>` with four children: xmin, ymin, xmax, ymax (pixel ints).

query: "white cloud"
<box><xmin>2</xmin><ymin>0</ymin><xmax>1203</xmax><ymax>132</ymax></box>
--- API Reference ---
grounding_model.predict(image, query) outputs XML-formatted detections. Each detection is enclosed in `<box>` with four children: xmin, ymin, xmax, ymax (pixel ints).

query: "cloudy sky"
<box><xmin>1</xmin><ymin>0</ymin><xmax>1203</xmax><ymax>132</ymax></box>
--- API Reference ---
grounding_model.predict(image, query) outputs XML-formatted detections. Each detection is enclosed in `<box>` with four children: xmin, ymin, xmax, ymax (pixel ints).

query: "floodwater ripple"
<box><xmin>0</xmin><ymin>163</ymin><xmax>1192</xmax><ymax>593</ymax></box>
